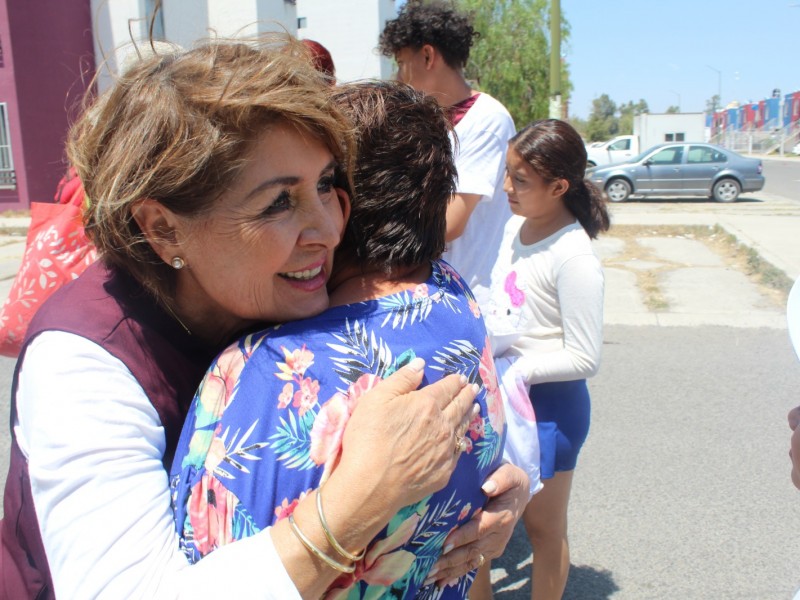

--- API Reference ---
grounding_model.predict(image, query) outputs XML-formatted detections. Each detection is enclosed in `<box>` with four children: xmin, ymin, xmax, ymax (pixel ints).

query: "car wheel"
<box><xmin>605</xmin><ymin>178</ymin><xmax>631</xmax><ymax>202</ymax></box>
<box><xmin>712</xmin><ymin>178</ymin><xmax>740</xmax><ymax>203</ymax></box>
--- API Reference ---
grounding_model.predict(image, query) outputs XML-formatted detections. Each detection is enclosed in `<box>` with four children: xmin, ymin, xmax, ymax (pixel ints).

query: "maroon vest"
<box><xmin>0</xmin><ymin>262</ymin><xmax>217</xmax><ymax>599</ymax></box>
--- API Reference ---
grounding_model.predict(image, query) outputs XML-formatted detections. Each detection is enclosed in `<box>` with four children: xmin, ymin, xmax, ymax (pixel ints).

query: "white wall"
<box><xmin>92</xmin><ymin>0</ymin><xmax>298</xmax><ymax>92</ymax></box>
<box><xmin>90</xmin><ymin>0</ymin><xmax>150</xmax><ymax>92</ymax></box>
<box><xmin>633</xmin><ymin>113</ymin><xmax>707</xmax><ymax>148</ymax></box>
<box><xmin>296</xmin><ymin>0</ymin><xmax>396</xmax><ymax>82</ymax></box>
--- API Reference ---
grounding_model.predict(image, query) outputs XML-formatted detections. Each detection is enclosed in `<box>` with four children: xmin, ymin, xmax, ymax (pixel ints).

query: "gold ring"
<box><xmin>455</xmin><ymin>435</ymin><xmax>468</xmax><ymax>454</ymax></box>
<box><xmin>477</xmin><ymin>553</ymin><xmax>485</xmax><ymax>567</ymax></box>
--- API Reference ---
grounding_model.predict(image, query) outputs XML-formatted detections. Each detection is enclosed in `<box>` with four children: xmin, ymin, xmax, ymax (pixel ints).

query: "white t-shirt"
<box><xmin>442</xmin><ymin>92</ymin><xmax>516</xmax><ymax>309</ymax></box>
<box><xmin>483</xmin><ymin>218</ymin><xmax>604</xmax><ymax>385</ymax></box>
<box><xmin>14</xmin><ymin>331</ymin><xmax>301</xmax><ymax>600</ymax></box>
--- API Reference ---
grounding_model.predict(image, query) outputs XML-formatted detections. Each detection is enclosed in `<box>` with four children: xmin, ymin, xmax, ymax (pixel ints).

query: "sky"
<box><xmin>561</xmin><ymin>0</ymin><xmax>800</xmax><ymax>119</ymax></box>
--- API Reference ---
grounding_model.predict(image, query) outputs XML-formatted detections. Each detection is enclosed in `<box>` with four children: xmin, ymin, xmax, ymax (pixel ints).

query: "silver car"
<box><xmin>587</xmin><ymin>143</ymin><xmax>765</xmax><ymax>203</ymax></box>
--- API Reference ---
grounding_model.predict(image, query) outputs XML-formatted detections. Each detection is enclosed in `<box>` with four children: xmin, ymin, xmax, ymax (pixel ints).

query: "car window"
<box><xmin>649</xmin><ymin>147</ymin><xmax>684</xmax><ymax>165</ymax></box>
<box><xmin>687</xmin><ymin>146</ymin><xmax>727</xmax><ymax>164</ymax></box>
<box><xmin>608</xmin><ymin>139</ymin><xmax>631</xmax><ymax>151</ymax></box>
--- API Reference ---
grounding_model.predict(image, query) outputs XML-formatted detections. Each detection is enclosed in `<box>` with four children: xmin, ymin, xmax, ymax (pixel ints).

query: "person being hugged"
<box><xmin>480</xmin><ymin>119</ymin><xmax>610</xmax><ymax>600</ymax></box>
<box><xmin>171</xmin><ymin>82</ymin><xmax>525</xmax><ymax>599</ymax></box>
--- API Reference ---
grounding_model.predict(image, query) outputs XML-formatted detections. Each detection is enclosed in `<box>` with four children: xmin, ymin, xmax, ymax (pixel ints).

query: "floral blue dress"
<box><xmin>170</xmin><ymin>260</ymin><xmax>506</xmax><ymax>599</ymax></box>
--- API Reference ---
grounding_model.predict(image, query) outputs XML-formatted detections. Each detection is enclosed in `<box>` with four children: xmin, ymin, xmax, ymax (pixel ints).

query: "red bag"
<box><xmin>0</xmin><ymin>201</ymin><xmax>97</xmax><ymax>357</ymax></box>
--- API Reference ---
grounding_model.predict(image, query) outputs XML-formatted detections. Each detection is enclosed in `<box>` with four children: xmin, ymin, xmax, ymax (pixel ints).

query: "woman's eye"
<box><xmin>317</xmin><ymin>175</ymin><xmax>335</xmax><ymax>195</ymax></box>
<box><xmin>262</xmin><ymin>191</ymin><xmax>292</xmax><ymax>216</ymax></box>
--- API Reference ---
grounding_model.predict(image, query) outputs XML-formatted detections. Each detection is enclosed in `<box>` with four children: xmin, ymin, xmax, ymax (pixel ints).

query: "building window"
<box><xmin>665</xmin><ymin>133</ymin><xmax>674</xmax><ymax>142</ymax></box>
<box><xmin>0</xmin><ymin>103</ymin><xmax>16</xmax><ymax>189</ymax></box>
<box><xmin>664</xmin><ymin>132</ymin><xmax>685</xmax><ymax>142</ymax></box>
<box><xmin>297</xmin><ymin>17</ymin><xmax>307</xmax><ymax>28</ymax></box>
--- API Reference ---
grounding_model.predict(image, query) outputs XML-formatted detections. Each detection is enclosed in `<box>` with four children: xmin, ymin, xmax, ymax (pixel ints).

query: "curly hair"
<box><xmin>510</xmin><ymin>120</ymin><xmax>610</xmax><ymax>239</ymax></box>
<box><xmin>378</xmin><ymin>1</ymin><xmax>479</xmax><ymax>70</ymax></box>
<box><xmin>331</xmin><ymin>81</ymin><xmax>456</xmax><ymax>272</ymax></box>
<box><xmin>67</xmin><ymin>33</ymin><xmax>354</xmax><ymax>305</ymax></box>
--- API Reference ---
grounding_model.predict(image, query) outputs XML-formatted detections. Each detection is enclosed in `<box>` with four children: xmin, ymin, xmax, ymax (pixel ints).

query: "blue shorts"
<box><xmin>530</xmin><ymin>379</ymin><xmax>591</xmax><ymax>480</ymax></box>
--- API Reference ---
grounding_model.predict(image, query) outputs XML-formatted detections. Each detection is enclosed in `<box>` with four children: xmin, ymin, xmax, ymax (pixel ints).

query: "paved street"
<box><xmin>0</xmin><ymin>162</ymin><xmax>797</xmax><ymax>598</ymax></box>
<box><xmin>494</xmin><ymin>325</ymin><xmax>800</xmax><ymax>599</ymax></box>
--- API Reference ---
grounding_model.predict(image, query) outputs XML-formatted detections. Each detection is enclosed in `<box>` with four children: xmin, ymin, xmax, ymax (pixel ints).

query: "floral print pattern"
<box><xmin>170</xmin><ymin>261</ymin><xmax>505</xmax><ymax>599</ymax></box>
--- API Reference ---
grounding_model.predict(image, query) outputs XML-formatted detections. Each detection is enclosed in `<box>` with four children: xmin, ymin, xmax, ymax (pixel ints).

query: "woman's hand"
<box><xmin>336</xmin><ymin>357</ymin><xmax>479</xmax><ymax>516</ymax></box>
<box><xmin>424</xmin><ymin>462</ymin><xmax>530</xmax><ymax>587</ymax></box>
<box><xmin>274</xmin><ymin>358</ymin><xmax>478</xmax><ymax>598</ymax></box>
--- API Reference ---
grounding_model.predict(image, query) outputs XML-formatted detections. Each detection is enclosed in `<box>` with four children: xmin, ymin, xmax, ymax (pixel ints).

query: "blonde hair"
<box><xmin>67</xmin><ymin>33</ymin><xmax>354</xmax><ymax>303</ymax></box>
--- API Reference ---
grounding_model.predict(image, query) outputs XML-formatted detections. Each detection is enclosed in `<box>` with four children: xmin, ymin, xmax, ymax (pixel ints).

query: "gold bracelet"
<box><xmin>288</xmin><ymin>513</ymin><xmax>355</xmax><ymax>574</ymax></box>
<box><xmin>316</xmin><ymin>487</ymin><xmax>367</xmax><ymax>562</ymax></box>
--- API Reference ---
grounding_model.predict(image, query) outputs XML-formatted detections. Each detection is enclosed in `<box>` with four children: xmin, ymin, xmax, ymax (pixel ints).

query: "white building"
<box><xmin>89</xmin><ymin>0</ymin><xmax>395</xmax><ymax>91</ymax></box>
<box><xmin>296</xmin><ymin>0</ymin><xmax>396</xmax><ymax>82</ymax></box>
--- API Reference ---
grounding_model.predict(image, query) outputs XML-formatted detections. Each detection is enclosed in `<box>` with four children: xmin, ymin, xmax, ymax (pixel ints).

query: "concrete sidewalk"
<box><xmin>606</xmin><ymin>192</ymin><xmax>800</xmax><ymax>281</ymax></box>
<box><xmin>0</xmin><ymin>196</ymin><xmax>798</xmax><ymax>324</ymax></box>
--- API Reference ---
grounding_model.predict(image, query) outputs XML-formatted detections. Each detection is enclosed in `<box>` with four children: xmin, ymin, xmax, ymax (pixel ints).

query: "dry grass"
<box><xmin>0</xmin><ymin>209</ymin><xmax>31</xmax><ymax>237</ymax></box>
<box><xmin>0</xmin><ymin>210</ymin><xmax>30</xmax><ymax>218</ymax></box>
<box><xmin>603</xmin><ymin>224</ymin><xmax>792</xmax><ymax>312</ymax></box>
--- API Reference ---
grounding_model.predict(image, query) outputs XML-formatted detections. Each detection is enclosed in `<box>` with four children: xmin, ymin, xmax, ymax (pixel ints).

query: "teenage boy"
<box><xmin>379</xmin><ymin>1</ymin><xmax>515</xmax><ymax>309</ymax></box>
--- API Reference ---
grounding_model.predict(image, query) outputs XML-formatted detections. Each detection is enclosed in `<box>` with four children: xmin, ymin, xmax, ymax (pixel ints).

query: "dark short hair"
<box><xmin>510</xmin><ymin>119</ymin><xmax>610</xmax><ymax>239</ymax></box>
<box><xmin>378</xmin><ymin>1</ymin><xmax>478</xmax><ymax>70</ymax></box>
<box><xmin>331</xmin><ymin>81</ymin><xmax>456</xmax><ymax>272</ymax></box>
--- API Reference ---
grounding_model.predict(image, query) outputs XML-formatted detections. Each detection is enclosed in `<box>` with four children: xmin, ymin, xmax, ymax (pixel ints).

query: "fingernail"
<box><xmin>443</xmin><ymin>543</ymin><xmax>454</xmax><ymax>555</ymax></box>
<box><xmin>471</xmin><ymin>402</ymin><xmax>481</xmax><ymax>416</ymax></box>
<box><xmin>408</xmin><ymin>357</ymin><xmax>425</xmax><ymax>372</ymax></box>
<box><xmin>427</xmin><ymin>566</ymin><xmax>439</xmax><ymax>578</ymax></box>
<box><xmin>481</xmin><ymin>479</ymin><xmax>497</xmax><ymax>495</ymax></box>
<box><xmin>447</xmin><ymin>578</ymin><xmax>459</xmax><ymax>588</ymax></box>
<box><xmin>423</xmin><ymin>577</ymin><xmax>436</xmax><ymax>587</ymax></box>
<box><xmin>471</xmin><ymin>383</ymin><xmax>480</xmax><ymax>394</ymax></box>
<box><xmin>459</xmin><ymin>374</ymin><xmax>468</xmax><ymax>385</ymax></box>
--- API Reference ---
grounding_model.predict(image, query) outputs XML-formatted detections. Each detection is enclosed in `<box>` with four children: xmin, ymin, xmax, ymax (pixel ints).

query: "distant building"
<box><xmin>0</xmin><ymin>0</ymin><xmax>398</xmax><ymax>209</ymax></box>
<box><xmin>0</xmin><ymin>1</ymin><xmax>94</xmax><ymax>209</ymax></box>
<box><xmin>296</xmin><ymin>0</ymin><xmax>396</xmax><ymax>82</ymax></box>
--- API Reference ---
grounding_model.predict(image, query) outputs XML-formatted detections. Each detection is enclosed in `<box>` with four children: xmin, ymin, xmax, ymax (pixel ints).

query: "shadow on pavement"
<box><xmin>490</xmin><ymin>522</ymin><xmax>620</xmax><ymax>599</ymax></box>
<box><xmin>563</xmin><ymin>565</ymin><xmax>620</xmax><ymax>600</ymax></box>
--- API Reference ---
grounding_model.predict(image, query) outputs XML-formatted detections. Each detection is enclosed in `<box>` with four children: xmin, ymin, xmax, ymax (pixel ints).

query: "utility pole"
<box><xmin>549</xmin><ymin>0</ymin><xmax>561</xmax><ymax>119</ymax></box>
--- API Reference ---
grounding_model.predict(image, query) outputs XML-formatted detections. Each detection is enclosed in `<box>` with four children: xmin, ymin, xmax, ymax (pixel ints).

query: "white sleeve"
<box><xmin>15</xmin><ymin>332</ymin><xmax>301</xmax><ymax>600</ymax></box>
<box><xmin>453</xmin><ymin>128</ymin><xmax>507</xmax><ymax>200</ymax></box>
<box><xmin>514</xmin><ymin>255</ymin><xmax>604</xmax><ymax>384</ymax></box>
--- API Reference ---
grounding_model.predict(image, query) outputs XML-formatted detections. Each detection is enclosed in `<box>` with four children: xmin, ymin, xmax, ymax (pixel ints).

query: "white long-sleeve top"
<box><xmin>483</xmin><ymin>218</ymin><xmax>604</xmax><ymax>385</ymax></box>
<box><xmin>14</xmin><ymin>331</ymin><xmax>301</xmax><ymax>599</ymax></box>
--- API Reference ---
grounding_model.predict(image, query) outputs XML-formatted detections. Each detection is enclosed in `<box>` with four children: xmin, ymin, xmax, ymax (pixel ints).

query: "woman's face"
<box><xmin>175</xmin><ymin>123</ymin><xmax>348</xmax><ymax>338</ymax></box>
<box><xmin>503</xmin><ymin>147</ymin><xmax>565</xmax><ymax>220</ymax></box>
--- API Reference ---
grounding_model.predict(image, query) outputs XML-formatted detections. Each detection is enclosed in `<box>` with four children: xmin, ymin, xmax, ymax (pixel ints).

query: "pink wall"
<box><xmin>0</xmin><ymin>0</ymin><xmax>94</xmax><ymax>210</ymax></box>
<box><xmin>0</xmin><ymin>0</ymin><xmax>24</xmax><ymax>206</ymax></box>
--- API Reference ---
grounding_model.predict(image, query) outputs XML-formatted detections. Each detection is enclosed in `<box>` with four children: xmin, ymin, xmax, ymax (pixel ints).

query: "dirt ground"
<box><xmin>603</xmin><ymin>224</ymin><xmax>791</xmax><ymax>312</ymax></box>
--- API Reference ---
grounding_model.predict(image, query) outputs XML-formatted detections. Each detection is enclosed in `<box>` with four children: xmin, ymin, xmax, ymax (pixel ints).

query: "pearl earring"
<box><xmin>171</xmin><ymin>257</ymin><xmax>185</xmax><ymax>270</ymax></box>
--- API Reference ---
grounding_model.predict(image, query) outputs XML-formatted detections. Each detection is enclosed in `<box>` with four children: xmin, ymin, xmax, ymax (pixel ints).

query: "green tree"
<box><xmin>585</xmin><ymin>94</ymin><xmax>618</xmax><ymax>141</ymax></box>
<box><xmin>456</xmin><ymin>0</ymin><xmax>571</xmax><ymax>126</ymax></box>
<box><xmin>618</xmin><ymin>99</ymin><xmax>649</xmax><ymax>134</ymax></box>
<box><xmin>568</xmin><ymin>115</ymin><xmax>588</xmax><ymax>139</ymax></box>
<box><xmin>706</xmin><ymin>94</ymin><xmax>720</xmax><ymax>113</ymax></box>
<box><xmin>665</xmin><ymin>105</ymin><xmax>680</xmax><ymax>114</ymax></box>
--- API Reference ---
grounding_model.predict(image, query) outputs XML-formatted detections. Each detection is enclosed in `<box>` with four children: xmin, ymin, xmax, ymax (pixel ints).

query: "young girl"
<box><xmin>478</xmin><ymin>119</ymin><xmax>610</xmax><ymax>600</ymax></box>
